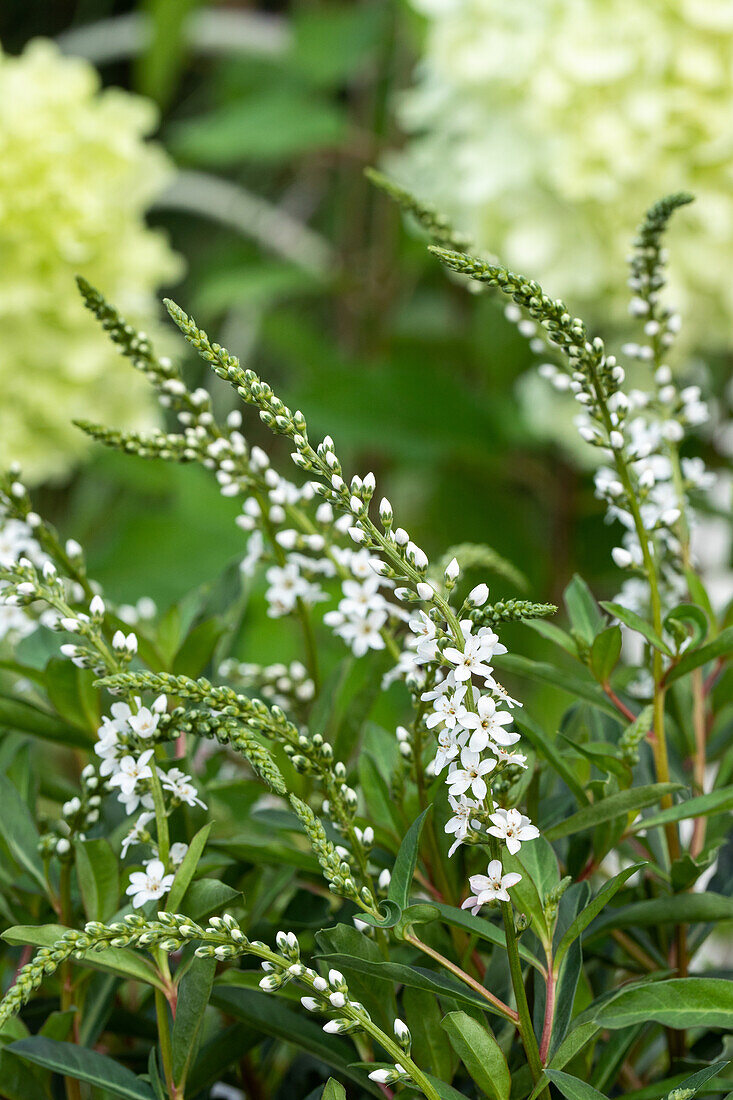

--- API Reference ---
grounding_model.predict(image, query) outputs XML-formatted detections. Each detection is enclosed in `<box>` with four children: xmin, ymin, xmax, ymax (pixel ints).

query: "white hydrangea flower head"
<box><xmin>0</xmin><ymin>39</ymin><xmax>182</xmax><ymax>480</ymax></box>
<box><xmin>393</xmin><ymin>0</ymin><xmax>733</xmax><ymax>350</ymax></box>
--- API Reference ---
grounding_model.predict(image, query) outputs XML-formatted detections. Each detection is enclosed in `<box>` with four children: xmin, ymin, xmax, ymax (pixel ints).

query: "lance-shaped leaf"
<box><xmin>544</xmin><ymin>783</ymin><xmax>681</xmax><ymax>841</ymax></box>
<box><xmin>9</xmin><ymin>1037</ymin><xmax>155</xmax><ymax>1100</ymax></box>
<box><xmin>595</xmin><ymin>978</ymin><xmax>733</xmax><ymax>1028</ymax></box>
<box><xmin>441</xmin><ymin>1011</ymin><xmax>510</xmax><ymax>1100</ymax></box>
<box><xmin>553</xmin><ymin>864</ymin><xmax>645</xmax><ymax>970</ymax></box>
<box><xmin>630</xmin><ymin>785</ymin><xmax>733</xmax><ymax>832</ymax></box>
<box><xmin>664</xmin><ymin>625</ymin><xmax>733</xmax><ymax>684</ymax></box>
<box><xmin>545</xmin><ymin>1069</ymin><xmax>609</xmax><ymax>1100</ymax></box>
<box><xmin>388</xmin><ymin>806</ymin><xmax>432</xmax><ymax>910</ymax></box>
<box><xmin>600</xmin><ymin>602</ymin><xmax>672</xmax><ymax>655</ymax></box>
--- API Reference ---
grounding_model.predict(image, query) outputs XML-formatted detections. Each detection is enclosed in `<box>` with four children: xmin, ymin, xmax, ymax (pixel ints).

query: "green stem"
<box><xmin>501</xmin><ymin>902</ymin><xmax>547</xmax><ymax>1095</ymax></box>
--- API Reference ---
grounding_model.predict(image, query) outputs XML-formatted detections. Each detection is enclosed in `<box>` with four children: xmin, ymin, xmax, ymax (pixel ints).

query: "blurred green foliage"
<box><xmin>2</xmin><ymin>0</ymin><xmax>702</xmax><ymax>732</ymax></box>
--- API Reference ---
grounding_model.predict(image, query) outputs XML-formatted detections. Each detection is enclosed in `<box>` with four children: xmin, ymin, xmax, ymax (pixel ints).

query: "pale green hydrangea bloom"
<box><xmin>0</xmin><ymin>39</ymin><xmax>183</xmax><ymax>481</ymax></box>
<box><xmin>392</xmin><ymin>0</ymin><xmax>733</xmax><ymax>349</ymax></box>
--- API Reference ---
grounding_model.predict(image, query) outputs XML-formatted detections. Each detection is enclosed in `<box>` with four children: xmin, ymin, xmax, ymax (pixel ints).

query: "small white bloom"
<box><xmin>125</xmin><ymin>859</ymin><xmax>175</xmax><ymax>908</ymax></box>
<box><xmin>487</xmin><ymin>807</ymin><xmax>540</xmax><ymax>855</ymax></box>
<box><xmin>462</xmin><ymin>859</ymin><xmax>523</xmax><ymax>914</ymax></box>
<box><xmin>447</xmin><ymin>748</ymin><xmax>497</xmax><ymax>801</ymax></box>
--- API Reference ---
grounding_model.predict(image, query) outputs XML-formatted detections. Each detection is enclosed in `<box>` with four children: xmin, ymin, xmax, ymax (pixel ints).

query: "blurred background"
<box><xmin>1</xmin><ymin>0</ymin><xmax>731</xmax><ymax>631</ymax></box>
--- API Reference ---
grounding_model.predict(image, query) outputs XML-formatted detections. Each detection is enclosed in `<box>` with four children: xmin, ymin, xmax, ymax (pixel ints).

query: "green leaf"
<box><xmin>9</xmin><ymin>1037</ymin><xmax>155</xmax><ymax>1099</ymax></box>
<box><xmin>589</xmin><ymin>627</ymin><xmax>622</xmax><ymax>685</ymax></box>
<box><xmin>172</xmin><ymin>957</ymin><xmax>215</xmax><ymax>1087</ymax></box>
<box><xmin>630</xmin><ymin>785</ymin><xmax>733</xmax><ymax>832</ymax></box>
<box><xmin>547</xmin><ymin>1022</ymin><xmax>601</xmax><ymax>1072</ymax></box>
<box><xmin>600</xmin><ymin>602</ymin><xmax>672</xmax><ymax>656</ymax></box>
<box><xmin>441</xmin><ymin>1011</ymin><xmax>510</xmax><ymax>1100</ymax></box>
<box><xmin>553</xmin><ymin>864</ymin><xmax>644</xmax><ymax>970</ymax></box>
<box><xmin>586</xmin><ymin>892</ymin><xmax>733</xmax><ymax>938</ymax></box>
<box><xmin>388</xmin><ymin>806</ymin><xmax>432</xmax><ymax>910</ymax></box>
<box><xmin>43</xmin><ymin>659</ymin><xmax>99</xmax><ymax>735</ymax></box>
<box><xmin>358</xmin><ymin>754</ymin><xmax>401</xmax><ymax>840</ymax></box>
<box><xmin>666</xmin><ymin>1062</ymin><xmax>730</xmax><ymax>1099</ymax></box>
<box><xmin>357</xmin><ymin>899</ymin><xmax>402</xmax><ymax>929</ymax></box>
<box><xmin>75</xmin><ymin>838</ymin><xmax>119</xmax><ymax>921</ymax></box>
<box><xmin>166</xmin><ymin>823</ymin><xmax>211</xmax><ymax>913</ymax></box>
<box><xmin>664</xmin><ymin>626</ymin><xmax>733</xmax><ymax>684</ymax></box>
<box><xmin>565</xmin><ymin>575</ymin><xmax>605</xmax><ymax>647</ymax></box>
<box><xmin>3</xmin><ymin>925</ymin><xmax>164</xmax><ymax>991</ymax></box>
<box><xmin>322</xmin><ymin>1080</ymin><xmax>347</xmax><ymax>1100</ymax></box>
<box><xmin>210</xmin><ymin>987</ymin><xmax>380</xmax><ymax>1095</ymax></box>
<box><xmin>545</xmin><ymin>1069</ymin><xmax>608</xmax><ymax>1100</ymax></box>
<box><xmin>403</xmin><ymin>987</ymin><xmax>454</xmax><ymax>1084</ymax></box>
<box><xmin>525</xmin><ymin>619</ymin><xmax>579</xmax><ymax>657</ymax></box>
<box><xmin>0</xmin><ymin>775</ymin><xmax>46</xmax><ymax>889</ymax></box>
<box><xmin>493</xmin><ymin>655</ymin><xmax>617</xmax><ymax>716</ymax></box>
<box><xmin>172</xmin><ymin>619</ymin><xmax>225</xmax><ymax>678</ymax></box>
<box><xmin>663</xmin><ymin>604</ymin><xmax>708</xmax><ymax>651</ymax></box>
<box><xmin>0</xmin><ymin>696</ymin><xmax>91</xmax><ymax>748</ymax></box>
<box><xmin>515</xmin><ymin>714</ymin><xmax>589</xmax><ymax>806</ymax></box>
<box><xmin>0</xmin><ymin>1044</ymin><xmax>52</xmax><ymax>1100</ymax></box>
<box><xmin>544</xmin><ymin>783</ymin><xmax>681</xmax><ymax>841</ymax></box>
<box><xmin>169</xmin><ymin>91</ymin><xmax>347</xmax><ymax>166</ymax></box>
<box><xmin>182</xmin><ymin>878</ymin><xmax>241</xmax><ymax>922</ymax></box>
<box><xmin>595</xmin><ymin>978</ymin><xmax>733</xmax><ymax>1028</ymax></box>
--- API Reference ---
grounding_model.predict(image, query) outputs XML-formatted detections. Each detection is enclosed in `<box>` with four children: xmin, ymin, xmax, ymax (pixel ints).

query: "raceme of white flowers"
<box><xmin>489</xmin><ymin>195</ymin><xmax>731</xmax><ymax>648</ymax></box>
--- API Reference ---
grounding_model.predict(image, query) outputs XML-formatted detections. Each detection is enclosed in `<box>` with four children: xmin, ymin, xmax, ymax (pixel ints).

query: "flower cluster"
<box><xmin>392</xmin><ymin>0</ymin><xmax>733</xmax><ymax>351</ymax></box>
<box><xmin>0</xmin><ymin>40</ymin><xmax>181</xmax><ymax>481</ymax></box>
<box><xmin>162</xmin><ymin>300</ymin><xmax>542</xmax><ymax>912</ymax></box>
<box><xmin>491</xmin><ymin>193</ymin><xmax>728</xmax><ymax>625</ymax></box>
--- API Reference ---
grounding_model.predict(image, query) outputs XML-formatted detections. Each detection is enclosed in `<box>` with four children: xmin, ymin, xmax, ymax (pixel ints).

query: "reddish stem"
<box><xmin>538</xmin><ymin>963</ymin><xmax>556</xmax><ymax>1064</ymax></box>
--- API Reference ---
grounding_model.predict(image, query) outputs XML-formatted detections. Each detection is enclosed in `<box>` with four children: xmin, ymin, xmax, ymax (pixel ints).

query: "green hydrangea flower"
<box><xmin>0</xmin><ymin>39</ymin><xmax>183</xmax><ymax>481</ymax></box>
<box><xmin>392</xmin><ymin>0</ymin><xmax>733</xmax><ymax>350</ymax></box>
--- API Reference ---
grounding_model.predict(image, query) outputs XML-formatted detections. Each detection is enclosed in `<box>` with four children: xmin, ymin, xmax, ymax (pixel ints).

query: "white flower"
<box><xmin>128</xmin><ymin>706</ymin><xmax>160</xmax><ymax>740</ymax></box>
<box><xmin>447</xmin><ymin>748</ymin><xmax>497</xmax><ymax>800</ymax></box>
<box><xmin>443</xmin><ymin>622</ymin><xmax>504</xmax><ymax>684</ymax></box>
<box><xmin>408</xmin><ymin>610</ymin><xmax>439</xmax><ymax>662</ymax></box>
<box><xmin>433</xmin><ymin>725</ymin><xmax>467</xmax><ymax>773</ymax></box>
<box><xmin>493</xmin><ymin>746</ymin><xmax>528</xmax><ymax>769</ymax></box>
<box><xmin>487</xmin><ymin>807</ymin><xmax>540</xmax><ymax>855</ymax></box>
<box><xmin>161</xmin><ymin>768</ymin><xmax>207</xmax><ymax>809</ymax></box>
<box><xmin>444</xmin><ymin>793</ymin><xmax>481</xmax><ymax>857</ymax></box>
<box><xmin>425</xmin><ymin>684</ymin><xmax>467</xmax><ymax>730</ymax></box>
<box><xmin>337</xmin><ymin>609</ymin><xmax>387</xmax><ymax>657</ymax></box>
<box><xmin>462</xmin><ymin>860</ymin><xmax>523</xmax><ymax>914</ymax></box>
<box><xmin>126</xmin><ymin>859</ymin><xmax>175</xmax><ymax>908</ymax></box>
<box><xmin>169</xmin><ymin>842</ymin><xmax>189</xmax><ymax>867</ymax></box>
<box><xmin>460</xmin><ymin>695</ymin><xmax>517</xmax><ymax>752</ymax></box>
<box><xmin>108</xmin><ymin>749</ymin><xmax>154</xmax><ymax>797</ymax></box>
<box><xmin>120</xmin><ymin>811</ymin><xmax>155</xmax><ymax>857</ymax></box>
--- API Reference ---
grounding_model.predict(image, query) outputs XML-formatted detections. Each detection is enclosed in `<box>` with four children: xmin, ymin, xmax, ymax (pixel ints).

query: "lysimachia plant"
<box><xmin>0</xmin><ymin>176</ymin><xmax>731</xmax><ymax>1100</ymax></box>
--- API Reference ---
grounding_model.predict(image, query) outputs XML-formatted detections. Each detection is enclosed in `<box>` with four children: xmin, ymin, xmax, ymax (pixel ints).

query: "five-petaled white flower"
<box><xmin>126</xmin><ymin>859</ymin><xmax>175</xmax><ymax>908</ymax></box>
<box><xmin>120</xmin><ymin>811</ymin><xmax>155</xmax><ymax>857</ymax></box>
<box><xmin>487</xmin><ymin>808</ymin><xmax>540</xmax><ymax>855</ymax></box>
<box><xmin>434</xmin><ymin>726</ymin><xmax>466</xmax><ymax>773</ymax></box>
<box><xmin>462</xmin><ymin>860</ymin><xmax>523</xmax><ymax>914</ymax></box>
<box><xmin>460</xmin><ymin>695</ymin><xmax>517</xmax><ymax>752</ymax></box>
<box><xmin>128</xmin><ymin>706</ymin><xmax>160</xmax><ymax>739</ymax></box>
<box><xmin>444</xmin><ymin>794</ymin><xmax>482</xmax><ymax>857</ymax></box>
<box><xmin>109</xmin><ymin>750</ymin><xmax>154</xmax><ymax>797</ymax></box>
<box><xmin>161</xmin><ymin>768</ymin><xmax>207</xmax><ymax>809</ymax></box>
<box><xmin>447</xmin><ymin>748</ymin><xmax>497</xmax><ymax>800</ymax></box>
<box><xmin>443</xmin><ymin>622</ymin><xmax>504</xmax><ymax>684</ymax></box>
<box><xmin>337</xmin><ymin>609</ymin><xmax>387</xmax><ymax>657</ymax></box>
<box><xmin>426</xmin><ymin>685</ymin><xmax>467</xmax><ymax>731</ymax></box>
